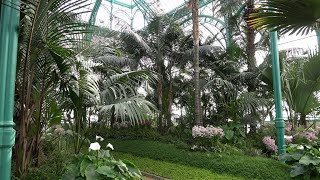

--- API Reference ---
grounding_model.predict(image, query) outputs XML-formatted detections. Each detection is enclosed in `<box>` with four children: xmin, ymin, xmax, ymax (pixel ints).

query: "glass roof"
<box><xmin>81</xmin><ymin>0</ymin><xmax>318</xmax><ymax>51</ymax></box>
<box><xmin>83</xmin><ymin>0</ymin><xmax>227</xmax><ymax>47</ymax></box>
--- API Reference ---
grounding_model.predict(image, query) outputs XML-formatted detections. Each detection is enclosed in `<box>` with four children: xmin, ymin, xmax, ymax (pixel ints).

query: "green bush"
<box><xmin>104</xmin><ymin>139</ymin><xmax>291</xmax><ymax>180</ymax></box>
<box><xmin>23</xmin><ymin>150</ymin><xmax>72</xmax><ymax>180</ymax></box>
<box><xmin>280</xmin><ymin>143</ymin><xmax>320</xmax><ymax>179</ymax></box>
<box><xmin>62</xmin><ymin>144</ymin><xmax>142</xmax><ymax>180</ymax></box>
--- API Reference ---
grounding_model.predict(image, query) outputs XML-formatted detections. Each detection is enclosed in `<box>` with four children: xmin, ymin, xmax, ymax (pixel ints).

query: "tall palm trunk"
<box><xmin>156</xmin><ymin>18</ymin><xmax>164</xmax><ymax>130</ymax></box>
<box><xmin>246</xmin><ymin>0</ymin><xmax>257</xmax><ymax>133</ymax></box>
<box><xmin>191</xmin><ymin>0</ymin><xmax>202</xmax><ymax>125</ymax></box>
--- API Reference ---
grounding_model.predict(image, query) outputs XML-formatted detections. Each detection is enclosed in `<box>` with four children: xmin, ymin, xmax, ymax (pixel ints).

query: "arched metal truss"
<box><xmin>87</xmin><ymin>0</ymin><xmax>246</xmax><ymax>48</ymax></box>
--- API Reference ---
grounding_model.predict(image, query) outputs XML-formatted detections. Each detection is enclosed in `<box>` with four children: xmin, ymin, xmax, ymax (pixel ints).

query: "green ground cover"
<box><xmin>114</xmin><ymin>152</ymin><xmax>245</xmax><ymax>180</ymax></box>
<box><xmin>105</xmin><ymin>139</ymin><xmax>291</xmax><ymax>180</ymax></box>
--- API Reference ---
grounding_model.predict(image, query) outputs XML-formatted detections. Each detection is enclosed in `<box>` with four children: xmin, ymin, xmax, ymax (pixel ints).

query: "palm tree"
<box><xmin>285</xmin><ymin>54</ymin><xmax>320</xmax><ymax>126</ymax></box>
<box><xmin>14</xmin><ymin>0</ymin><xmax>93</xmax><ymax>176</ymax></box>
<box><xmin>248</xmin><ymin>0</ymin><xmax>320</xmax><ymax>35</ymax></box>
<box><xmin>190</xmin><ymin>0</ymin><xmax>202</xmax><ymax>125</ymax></box>
<box><xmin>116</xmin><ymin>17</ymin><xmax>193</xmax><ymax>130</ymax></box>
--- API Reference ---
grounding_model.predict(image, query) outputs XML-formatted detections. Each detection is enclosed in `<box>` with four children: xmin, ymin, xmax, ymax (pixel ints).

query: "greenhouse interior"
<box><xmin>1</xmin><ymin>0</ymin><xmax>320</xmax><ymax>179</ymax></box>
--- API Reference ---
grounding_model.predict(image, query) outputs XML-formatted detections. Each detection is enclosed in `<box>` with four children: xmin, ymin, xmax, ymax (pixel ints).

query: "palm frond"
<box><xmin>94</xmin><ymin>55</ymin><xmax>133</xmax><ymax>67</ymax></box>
<box><xmin>248</xmin><ymin>0</ymin><xmax>320</xmax><ymax>35</ymax></box>
<box><xmin>99</xmin><ymin>96</ymin><xmax>157</xmax><ymax>125</ymax></box>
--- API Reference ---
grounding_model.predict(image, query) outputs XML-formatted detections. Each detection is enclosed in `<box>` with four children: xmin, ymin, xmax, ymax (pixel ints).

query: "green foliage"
<box><xmin>62</xmin><ymin>147</ymin><xmax>142</xmax><ymax>180</ymax></box>
<box><xmin>248</xmin><ymin>0</ymin><xmax>320</xmax><ymax>35</ymax></box>
<box><xmin>24</xmin><ymin>151</ymin><xmax>71</xmax><ymax>180</ymax></box>
<box><xmin>104</xmin><ymin>139</ymin><xmax>290</xmax><ymax>180</ymax></box>
<box><xmin>114</xmin><ymin>152</ymin><xmax>246</xmax><ymax>180</ymax></box>
<box><xmin>280</xmin><ymin>143</ymin><xmax>320</xmax><ymax>179</ymax></box>
<box><xmin>222</xmin><ymin>122</ymin><xmax>246</xmax><ymax>143</ymax></box>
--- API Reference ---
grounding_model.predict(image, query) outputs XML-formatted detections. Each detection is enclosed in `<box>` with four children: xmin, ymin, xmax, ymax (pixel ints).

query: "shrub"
<box><xmin>62</xmin><ymin>142</ymin><xmax>142</xmax><ymax>180</ymax></box>
<box><xmin>280</xmin><ymin>143</ymin><xmax>320</xmax><ymax>179</ymax></box>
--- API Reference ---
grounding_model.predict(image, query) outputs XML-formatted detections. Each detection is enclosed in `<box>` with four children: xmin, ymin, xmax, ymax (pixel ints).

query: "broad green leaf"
<box><xmin>85</xmin><ymin>164</ymin><xmax>99</xmax><ymax>180</ymax></box>
<box><xmin>123</xmin><ymin>160</ymin><xmax>142</xmax><ymax>177</ymax></box>
<box><xmin>299</xmin><ymin>155</ymin><xmax>320</xmax><ymax>165</ymax></box>
<box><xmin>96</xmin><ymin>166</ymin><xmax>117</xmax><ymax>178</ymax></box>
<box><xmin>80</xmin><ymin>158</ymin><xmax>92</xmax><ymax>177</ymax></box>
<box><xmin>61</xmin><ymin>164</ymin><xmax>82</xmax><ymax>180</ymax></box>
<box><xmin>238</xmin><ymin>130</ymin><xmax>246</xmax><ymax>138</ymax></box>
<box><xmin>290</xmin><ymin>164</ymin><xmax>308</xmax><ymax>177</ymax></box>
<box><xmin>292</xmin><ymin>152</ymin><xmax>304</xmax><ymax>161</ymax></box>
<box><xmin>225</xmin><ymin>130</ymin><xmax>234</xmax><ymax>140</ymax></box>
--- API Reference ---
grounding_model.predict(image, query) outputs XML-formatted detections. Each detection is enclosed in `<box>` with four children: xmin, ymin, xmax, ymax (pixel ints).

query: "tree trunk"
<box><xmin>246</xmin><ymin>0</ymin><xmax>257</xmax><ymax>133</ymax></box>
<box><xmin>110</xmin><ymin>107</ymin><xmax>116</xmax><ymax>126</ymax></box>
<box><xmin>300</xmin><ymin>113</ymin><xmax>307</xmax><ymax>127</ymax></box>
<box><xmin>156</xmin><ymin>18</ymin><xmax>164</xmax><ymax>130</ymax></box>
<box><xmin>191</xmin><ymin>0</ymin><xmax>202</xmax><ymax>125</ymax></box>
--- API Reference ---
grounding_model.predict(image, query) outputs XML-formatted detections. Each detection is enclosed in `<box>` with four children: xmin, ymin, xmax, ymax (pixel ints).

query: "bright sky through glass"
<box><xmin>83</xmin><ymin>0</ymin><xmax>319</xmax><ymax>54</ymax></box>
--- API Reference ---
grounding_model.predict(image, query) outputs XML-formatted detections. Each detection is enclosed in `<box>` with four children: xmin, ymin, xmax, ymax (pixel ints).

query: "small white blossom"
<box><xmin>106</xmin><ymin>143</ymin><xmax>114</xmax><ymax>150</ymax></box>
<box><xmin>96</xmin><ymin>135</ymin><xmax>104</xmax><ymax>141</ymax></box>
<box><xmin>89</xmin><ymin>142</ymin><xmax>101</xmax><ymax>151</ymax></box>
<box><xmin>297</xmin><ymin>145</ymin><xmax>304</xmax><ymax>150</ymax></box>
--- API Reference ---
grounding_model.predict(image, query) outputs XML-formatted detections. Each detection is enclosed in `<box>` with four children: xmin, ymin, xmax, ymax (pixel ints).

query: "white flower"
<box><xmin>297</xmin><ymin>145</ymin><xmax>304</xmax><ymax>150</ymax></box>
<box><xmin>96</xmin><ymin>135</ymin><xmax>104</xmax><ymax>141</ymax></box>
<box><xmin>89</xmin><ymin>142</ymin><xmax>101</xmax><ymax>151</ymax></box>
<box><xmin>106</xmin><ymin>143</ymin><xmax>114</xmax><ymax>150</ymax></box>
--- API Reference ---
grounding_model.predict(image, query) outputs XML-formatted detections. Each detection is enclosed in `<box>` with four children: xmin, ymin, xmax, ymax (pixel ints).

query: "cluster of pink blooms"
<box><xmin>192</xmin><ymin>125</ymin><xmax>224</xmax><ymax>138</ymax></box>
<box><xmin>302</xmin><ymin>130</ymin><xmax>318</xmax><ymax>141</ymax></box>
<box><xmin>262</xmin><ymin>136</ymin><xmax>278</xmax><ymax>152</ymax></box>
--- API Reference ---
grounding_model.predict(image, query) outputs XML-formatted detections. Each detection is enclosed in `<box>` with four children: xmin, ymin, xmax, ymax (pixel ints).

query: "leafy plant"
<box><xmin>62</xmin><ymin>142</ymin><xmax>142</xmax><ymax>180</ymax></box>
<box><xmin>280</xmin><ymin>143</ymin><xmax>320</xmax><ymax>179</ymax></box>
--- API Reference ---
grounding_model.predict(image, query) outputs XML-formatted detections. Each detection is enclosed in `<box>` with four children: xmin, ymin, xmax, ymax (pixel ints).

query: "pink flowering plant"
<box><xmin>192</xmin><ymin>125</ymin><xmax>224</xmax><ymax>151</ymax></box>
<box><xmin>293</xmin><ymin>128</ymin><xmax>319</xmax><ymax>144</ymax></box>
<box><xmin>262</xmin><ymin>136</ymin><xmax>278</xmax><ymax>153</ymax></box>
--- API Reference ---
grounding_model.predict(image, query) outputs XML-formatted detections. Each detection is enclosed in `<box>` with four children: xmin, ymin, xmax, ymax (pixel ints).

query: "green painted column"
<box><xmin>0</xmin><ymin>0</ymin><xmax>20</xmax><ymax>179</ymax></box>
<box><xmin>317</xmin><ymin>31</ymin><xmax>320</xmax><ymax>51</ymax></box>
<box><xmin>270</xmin><ymin>31</ymin><xmax>286</xmax><ymax>155</ymax></box>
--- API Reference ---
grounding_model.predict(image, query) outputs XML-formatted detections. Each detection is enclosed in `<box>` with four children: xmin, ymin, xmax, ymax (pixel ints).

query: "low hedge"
<box><xmin>114</xmin><ymin>152</ymin><xmax>245</xmax><ymax>180</ymax></box>
<box><xmin>105</xmin><ymin>139</ymin><xmax>291</xmax><ymax>180</ymax></box>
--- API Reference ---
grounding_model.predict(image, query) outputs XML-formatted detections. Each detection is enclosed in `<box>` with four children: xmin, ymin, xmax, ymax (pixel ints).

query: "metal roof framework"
<box><xmin>87</xmin><ymin>0</ymin><xmax>246</xmax><ymax>47</ymax></box>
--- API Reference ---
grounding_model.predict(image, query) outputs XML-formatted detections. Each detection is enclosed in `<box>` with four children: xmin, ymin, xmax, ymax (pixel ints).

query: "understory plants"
<box><xmin>104</xmin><ymin>139</ymin><xmax>291</xmax><ymax>180</ymax></box>
<box><xmin>281</xmin><ymin>143</ymin><xmax>320</xmax><ymax>179</ymax></box>
<box><xmin>62</xmin><ymin>141</ymin><xmax>142</xmax><ymax>180</ymax></box>
<box><xmin>191</xmin><ymin>125</ymin><xmax>225</xmax><ymax>151</ymax></box>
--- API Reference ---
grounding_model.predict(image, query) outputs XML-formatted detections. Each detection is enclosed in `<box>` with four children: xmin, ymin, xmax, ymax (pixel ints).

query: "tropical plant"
<box><xmin>14</xmin><ymin>0</ymin><xmax>93</xmax><ymax>177</ymax></box>
<box><xmin>285</xmin><ymin>53</ymin><xmax>320</xmax><ymax>126</ymax></box>
<box><xmin>280</xmin><ymin>143</ymin><xmax>320</xmax><ymax>179</ymax></box>
<box><xmin>248</xmin><ymin>0</ymin><xmax>320</xmax><ymax>35</ymax></box>
<box><xmin>62</xmin><ymin>142</ymin><xmax>142</xmax><ymax>180</ymax></box>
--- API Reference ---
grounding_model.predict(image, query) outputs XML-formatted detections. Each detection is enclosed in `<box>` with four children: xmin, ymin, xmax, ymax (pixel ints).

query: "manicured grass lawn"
<box><xmin>105</xmin><ymin>139</ymin><xmax>291</xmax><ymax>180</ymax></box>
<box><xmin>114</xmin><ymin>152</ymin><xmax>245</xmax><ymax>180</ymax></box>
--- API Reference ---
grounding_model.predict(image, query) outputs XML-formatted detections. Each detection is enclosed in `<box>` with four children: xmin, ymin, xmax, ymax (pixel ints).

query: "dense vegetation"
<box><xmin>1</xmin><ymin>0</ymin><xmax>320</xmax><ymax>179</ymax></box>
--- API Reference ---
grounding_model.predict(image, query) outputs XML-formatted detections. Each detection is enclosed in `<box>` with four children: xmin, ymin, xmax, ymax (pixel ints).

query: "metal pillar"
<box><xmin>317</xmin><ymin>31</ymin><xmax>320</xmax><ymax>51</ymax></box>
<box><xmin>270</xmin><ymin>31</ymin><xmax>286</xmax><ymax>155</ymax></box>
<box><xmin>0</xmin><ymin>0</ymin><xmax>20</xmax><ymax>179</ymax></box>
<box><xmin>87</xmin><ymin>0</ymin><xmax>102</xmax><ymax>41</ymax></box>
